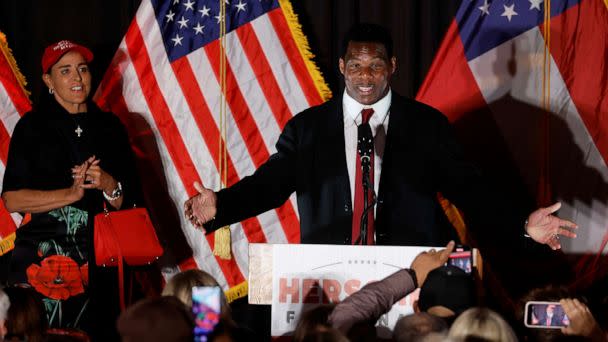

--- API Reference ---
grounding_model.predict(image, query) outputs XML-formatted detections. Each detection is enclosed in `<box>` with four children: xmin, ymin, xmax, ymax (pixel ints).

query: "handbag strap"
<box><xmin>102</xmin><ymin>211</ymin><xmax>127</xmax><ymax>311</ymax></box>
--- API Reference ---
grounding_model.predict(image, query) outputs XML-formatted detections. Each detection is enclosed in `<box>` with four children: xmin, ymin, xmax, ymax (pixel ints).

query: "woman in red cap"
<box><xmin>1</xmin><ymin>40</ymin><xmax>141</xmax><ymax>340</ymax></box>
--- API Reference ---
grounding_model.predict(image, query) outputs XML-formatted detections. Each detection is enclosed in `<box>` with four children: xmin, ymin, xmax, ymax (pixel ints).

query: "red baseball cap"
<box><xmin>41</xmin><ymin>40</ymin><xmax>93</xmax><ymax>73</ymax></box>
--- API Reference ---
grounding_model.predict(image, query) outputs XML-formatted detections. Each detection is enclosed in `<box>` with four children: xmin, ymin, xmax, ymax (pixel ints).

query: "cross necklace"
<box><xmin>70</xmin><ymin>113</ymin><xmax>85</xmax><ymax>138</ymax></box>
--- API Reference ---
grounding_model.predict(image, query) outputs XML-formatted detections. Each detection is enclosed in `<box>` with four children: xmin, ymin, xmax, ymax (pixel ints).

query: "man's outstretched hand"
<box><xmin>526</xmin><ymin>202</ymin><xmax>578</xmax><ymax>250</ymax></box>
<box><xmin>184</xmin><ymin>181</ymin><xmax>217</xmax><ymax>232</ymax></box>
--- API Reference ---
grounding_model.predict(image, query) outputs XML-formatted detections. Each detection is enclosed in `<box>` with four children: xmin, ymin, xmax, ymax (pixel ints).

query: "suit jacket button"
<box><xmin>344</xmin><ymin>204</ymin><xmax>349</xmax><ymax>212</ymax></box>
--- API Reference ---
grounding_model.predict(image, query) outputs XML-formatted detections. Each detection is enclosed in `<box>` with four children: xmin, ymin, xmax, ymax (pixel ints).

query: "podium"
<box><xmin>248</xmin><ymin>243</ymin><xmax>479</xmax><ymax>337</ymax></box>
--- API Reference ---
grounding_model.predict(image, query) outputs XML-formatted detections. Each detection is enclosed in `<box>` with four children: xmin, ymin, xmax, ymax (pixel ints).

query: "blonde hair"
<box><xmin>161</xmin><ymin>269</ymin><xmax>230</xmax><ymax>318</ymax></box>
<box><xmin>448</xmin><ymin>308</ymin><xmax>517</xmax><ymax>342</ymax></box>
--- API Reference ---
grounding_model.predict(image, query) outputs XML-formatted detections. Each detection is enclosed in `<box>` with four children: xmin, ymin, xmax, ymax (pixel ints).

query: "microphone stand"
<box><xmin>360</xmin><ymin>157</ymin><xmax>372</xmax><ymax>245</ymax></box>
<box><xmin>356</xmin><ymin>122</ymin><xmax>376</xmax><ymax>245</ymax></box>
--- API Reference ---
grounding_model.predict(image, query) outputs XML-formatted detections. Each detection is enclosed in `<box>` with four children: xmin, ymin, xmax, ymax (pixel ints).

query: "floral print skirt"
<box><xmin>10</xmin><ymin>205</ymin><xmax>90</xmax><ymax>329</ymax></box>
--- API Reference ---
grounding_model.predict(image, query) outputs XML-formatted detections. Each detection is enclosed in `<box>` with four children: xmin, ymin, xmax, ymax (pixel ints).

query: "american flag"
<box><xmin>417</xmin><ymin>0</ymin><xmax>608</xmax><ymax>258</ymax></box>
<box><xmin>0</xmin><ymin>32</ymin><xmax>30</xmax><ymax>256</ymax></box>
<box><xmin>94</xmin><ymin>0</ymin><xmax>330</xmax><ymax>298</ymax></box>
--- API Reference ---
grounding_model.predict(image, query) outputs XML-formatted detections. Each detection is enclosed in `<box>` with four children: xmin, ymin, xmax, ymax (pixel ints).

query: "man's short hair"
<box><xmin>393</xmin><ymin>313</ymin><xmax>448</xmax><ymax>342</ymax></box>
<box><xmin>341</xmin><ymin>23</ymin><xmax>393</xmax><ymax>59</ymax></box>
<box><xmin>0</xmin><ymin>289</ymin><xmax>9</xmax><ymax>321</ymax></box>
<box><xmin>117</xmin><ymin>296</ymin><xmax>194</xmax><ymax>342</ymax></box>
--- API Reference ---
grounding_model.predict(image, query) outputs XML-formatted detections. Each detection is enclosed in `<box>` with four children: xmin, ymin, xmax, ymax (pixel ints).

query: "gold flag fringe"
<box><xmin>0</xmin><ymin>32</ymin><xmax>31</xmax><ymax>98</ymax></box>
<box><xmin>224</xmin><ymin>281</ymin><xmax>248</xmax><ymax>303</ymax></box>
<box><xmin>278</xmin><ymin>0</ymin><xmax>332</xmax><ymax>102</ymax></box>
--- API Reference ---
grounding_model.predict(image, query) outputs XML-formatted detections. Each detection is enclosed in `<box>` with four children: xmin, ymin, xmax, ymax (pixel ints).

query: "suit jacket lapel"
<box><xmin>378</xmin><ymin>95</ymin><xmax>408</xmax><ymax>212</ymax></box>
<box><xmin>331</xmin><ymin>99</ymin><xmax>352</xmax><ymax>209</ymax></box>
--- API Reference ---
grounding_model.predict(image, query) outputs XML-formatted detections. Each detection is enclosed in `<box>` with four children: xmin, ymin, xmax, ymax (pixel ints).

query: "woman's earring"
<box><xmin>48</xmin><ymin>88</ymin><xmax>54</xmax><ymax>94</ymax></box>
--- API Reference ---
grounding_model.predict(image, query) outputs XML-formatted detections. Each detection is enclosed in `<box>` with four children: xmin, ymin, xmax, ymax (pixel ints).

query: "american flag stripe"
<box><xmin>0</xmin><ymin>51</ymin><xmax>30</xmax><ymax>117</ymax></box>
<box><xmin>267</xmin><ymin>8</ymin><xmax>324</xmax><ymax>106</ymax></box>
<box><xmin>133</xmin><ymin>2</ymin><xmax>250</xmax><ymax>286</ymax></box>
<box><xmin>0</xmin><ymin>83</ymin><xmax>21</xmax><ymax>165</ymax></box>
<box><xmin>0</xmin><ymin>33</ymin><xmax>30</xmax><ymax>250</ymax></box>
<box><xmin>250</xmin><ymin>15</ymin><xmax>311</xmax><ymax>113</ymax></box>
<box><xmin>109</xmin><ymin>54</ymin><xmax>231</xmax><ymax>287</ymax></box>
<box><xmin>206</xmin><ymin>37</ymin><xmax>301</xmax><ymax>242</ymax></box>
<box><xmin>95</xmin><ymin>0</ymin><xmax>331</xmax><ymax>294</ymax></box>
<box><xmin>237</xmin><ymin>24</ymin><xmax>292</xmax><ymax>129</ymax></box>
<box><xmin>183</xmin><ymin>46</ymin><xmax>293</xmax><ymax>247</ymax></box>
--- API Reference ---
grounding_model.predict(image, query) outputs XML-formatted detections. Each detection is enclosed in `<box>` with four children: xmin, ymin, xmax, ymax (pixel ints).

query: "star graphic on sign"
<box><xmin>478</xmin><ymin>0</ymin><xmax>490</xmax><ymax>16</ymax></box>
<box><xmin>193</xmin><ymin>22</ymin><xmax>205</xmax><ymax>35</ymax></box>
<box><xmin>235</xmin><ymin>0</ymin><xmax>247</xmax><ymax>12</ymax></box>
<box><xmin>199</xmin><ymin>5</ymin><xmax>211</xmax><ymax>17</ymax></box>
<box><xmin>165</xmin><ymin>10</ymin><xmax>176</xmax><ymax>22</ymax></box>
<box><xmin>172</xmin><ymin>33</ymin><xmax>183</xmax><ymax>46</ymax></box>
<box><xmin>183</xmin><ymin>0</ymin><xmax>195</xmax><ymax>11</ymax></box>
<box><xmin>215</xmin><ymin>13</ymin><xmax>224</xmax><ymax>24</ymax></box>
<box><xmin>529</xmin><ymin>0</ymin><xmax>543</xmax><ymax>10</ymax></box>
<box><xmin>501</xmin><ymin>4</ymin><xmax>518</xmax><ymax>22</ymax></box>
<box><xmin>178</xmin><ymin>16</ymin><xmax>190</xmax><ymax>28</ymax></box>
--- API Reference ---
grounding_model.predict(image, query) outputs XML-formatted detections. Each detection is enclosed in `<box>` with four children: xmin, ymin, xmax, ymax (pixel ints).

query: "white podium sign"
<box><xmin>266</xmin><ymin>244</ymin><xmax>433</xmax><ymax>337</ymax></box>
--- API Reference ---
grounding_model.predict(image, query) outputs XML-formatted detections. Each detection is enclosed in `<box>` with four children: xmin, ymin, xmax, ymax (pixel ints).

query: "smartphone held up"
<box><xmin>447</xmin><ymin>245</ymin><xmax>474</xmax><ymax>274</ymax></box>
<box><xmin>192</xmin><ymin>286</ymin><xmax>222</xmax><ymax>341</ymax></box>
<box><xmin>524</xmin><ymin>301</ymin><xmax>569</xmax><ymax>329</ymax></box>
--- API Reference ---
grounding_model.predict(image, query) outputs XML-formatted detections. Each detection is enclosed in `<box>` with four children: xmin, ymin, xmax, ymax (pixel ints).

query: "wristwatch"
<box><xmin>103</xmin><ymin>182</ymin><xmax>123</xmax><ymax>201</ymax></box>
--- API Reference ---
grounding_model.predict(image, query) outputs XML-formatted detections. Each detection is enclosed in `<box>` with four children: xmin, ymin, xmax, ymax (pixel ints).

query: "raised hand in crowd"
<box><xmin>184</xmin><ymin>181</ymin><xmax>217</xmax><ymax>231</ymax></box>
<box><xmin>525</xmin><ymin>202</ymin><xmax>578</xmax><ymax>250</ymax></box>
<box><xmin>410</xmin><ymin>241</ymin><xmax>455</xmax><ymax>286</ymax></box>
<box><xmin>560</xmin><ymin>298</ymin><xmax>606</xmax><ymax>341</ymax></box>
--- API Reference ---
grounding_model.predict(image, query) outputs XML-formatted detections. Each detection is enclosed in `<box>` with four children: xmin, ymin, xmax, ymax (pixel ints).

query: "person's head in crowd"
<box><xmin>3</xmin><ymin>286</ymin><xmax>47</xmax><ymax>342</ymax></box>
<box><xmin>339</xmin><ymin>23</ymin><xmax>396</xmax><ymax>106</ymax></box>
<box><xmin>393</xmin><ymin>312</ymin><xmax>448</xmax><ymax>342</ymax></box>
<box><xmin>448</xmin><ymin>307</ymin><xmax>517</xmax><ymax>342</ymax></box>
<box><xmin>41</xmin><ymin>40</ymin><xmax>94</xmax><ymax>113</ymax></box>
<box><xmin>0</xmin><ymin>288</ymin><xmax>10</xmax><ymax>339</ymax></box>
<box><xmin>293</xmin><ymin>304</ymin><xmax>336</xmax><ymax>342</ymax></box>
<box><xmin>302</xmin><ymin>328</ymin><xmax>350</xmax><ymax>342</ymax></box>
<box><xmin>117</xmin><ymin>296</ymin><xmax>194</xmax><ymax>342</ymax></box>
<box><xmin>162</xmin><ymin>269</ymin><xmax>231</xmax><ymax>319</ymax></box>
<box><xmin>416</xmin><ymin>265</ymin><xmax>476</xmax><ymax>321</ymax></box>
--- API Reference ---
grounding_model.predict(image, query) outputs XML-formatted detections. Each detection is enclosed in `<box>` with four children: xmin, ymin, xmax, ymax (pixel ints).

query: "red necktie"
<box><xmin>352</xmin><ymin>108</ymin><xmax>375</xmax><ymax>245</ymax></box>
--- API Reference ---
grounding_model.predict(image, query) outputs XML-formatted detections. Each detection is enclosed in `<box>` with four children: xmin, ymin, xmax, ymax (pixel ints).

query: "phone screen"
<box><xmin>447</xmin><ymin>249</ymin><xmax>473</xmax><ymax>274</ymax></box>
<box><xmin>192</xmin><ymin>286</ymin><xmax>221</xmax><ymax>341</ymax></box>
<box><xmin>524</xmin><ymin>301</ymin><xmax>569</xmax><ymax>328</ymax></box>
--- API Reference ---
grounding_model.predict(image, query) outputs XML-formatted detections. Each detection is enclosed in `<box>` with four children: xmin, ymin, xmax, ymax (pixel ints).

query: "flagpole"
<box><xmin>214</xmin><ymin>0</ymin><xmax>233</xmax><ymax>260</ymax></box>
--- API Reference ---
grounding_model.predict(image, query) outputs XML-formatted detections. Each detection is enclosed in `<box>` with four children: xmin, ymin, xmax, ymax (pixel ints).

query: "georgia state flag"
<box><xmin>417</xmin><ymin>0</ymin><xmax>608</xmax><ymax>256</ymax></box>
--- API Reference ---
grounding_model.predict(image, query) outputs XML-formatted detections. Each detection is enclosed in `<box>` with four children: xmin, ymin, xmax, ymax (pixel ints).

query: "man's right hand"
<box><xmin>184</xmin><ymin>181</ymin><xmax>217</xmax><ymax>232</ymax></box>
<box><xmin>410</xmin><ymin>240</ymin><xmax>455</xmax><ymax>286</ymax></box>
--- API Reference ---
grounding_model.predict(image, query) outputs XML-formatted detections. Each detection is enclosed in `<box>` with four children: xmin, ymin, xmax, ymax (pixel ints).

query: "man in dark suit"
<box><xmin>184</xmin><ymin>23</ymin><xmax>576</xmax><ymax>249</ymax></box>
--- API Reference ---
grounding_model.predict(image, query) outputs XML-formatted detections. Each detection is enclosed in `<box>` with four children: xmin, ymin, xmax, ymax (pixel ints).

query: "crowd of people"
<box><xmin>1</xmin><ymin>243</ymin><xmax>605</xmax><ymax>341</ymax></box>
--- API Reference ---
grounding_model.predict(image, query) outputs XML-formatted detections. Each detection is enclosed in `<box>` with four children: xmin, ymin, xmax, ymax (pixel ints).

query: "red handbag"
<box><xmin>94</xmin><ymin>205</ymin><xmax>163</xmax><ymax>309</ymax></box>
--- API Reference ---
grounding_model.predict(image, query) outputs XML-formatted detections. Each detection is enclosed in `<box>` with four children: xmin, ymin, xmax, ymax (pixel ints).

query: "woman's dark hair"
<box><xmin>293</xmin><ymin>304</ymin><xmax>336</xmax><ymax>342</ymax></box>
<box><xmin>4</xmin><ymin>286</ymin><xmax>48</xmax><ymax>342</ymax></box>
<box><xmin>341</xmin><ymin>23</ymin><xmax>393</xmax><ymax>59</ymax></box>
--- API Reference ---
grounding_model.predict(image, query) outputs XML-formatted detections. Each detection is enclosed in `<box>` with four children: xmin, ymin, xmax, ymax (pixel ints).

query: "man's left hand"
<box><xmin>526</xmin><ymin>202</ymin><xmax>578</xmax><ymax>250</ymax></box>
